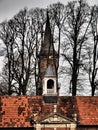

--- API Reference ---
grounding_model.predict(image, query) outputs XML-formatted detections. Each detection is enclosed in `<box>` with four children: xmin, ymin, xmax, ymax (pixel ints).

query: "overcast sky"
<box><xmin>0</xmin><ymin>0</ymin><xmax>98</xmax><ymax>23</ymax></box>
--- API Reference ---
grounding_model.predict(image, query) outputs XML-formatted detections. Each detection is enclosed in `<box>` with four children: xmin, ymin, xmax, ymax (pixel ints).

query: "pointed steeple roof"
<box><xmin>45</xmin><ymin>65</ymin><xmax>56</xmax><ymax>77</ymax></box>
<box><xmin>40</xmin><ymin>12</ymin><xmax>55</xmax><ymax>55</ymax></box>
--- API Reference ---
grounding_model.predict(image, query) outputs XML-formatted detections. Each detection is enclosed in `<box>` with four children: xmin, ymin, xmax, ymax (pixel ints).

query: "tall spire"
<box><xmin>40</xmin><ymin>11</ymin><xmax>54</xmax><ymax>55</ymax></box>
<box><xmin>37</xmin><ymin>11</ymin><xmax>59</xmax><ymax>95</ymax></box>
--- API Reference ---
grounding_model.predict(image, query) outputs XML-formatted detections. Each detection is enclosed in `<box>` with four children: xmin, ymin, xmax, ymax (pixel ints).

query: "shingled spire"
<box><xmin>37</xmin><ymin>12</ymin><xmax>58</xmax><ymax>95</ymax></box>
<box><xmin>40</xmin><ymin>12</ymin><xmax>55</xmax><ymax>55</ymax></box>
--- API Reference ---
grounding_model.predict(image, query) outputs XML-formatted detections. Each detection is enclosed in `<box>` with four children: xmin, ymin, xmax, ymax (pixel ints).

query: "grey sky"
<box><xmin>0</xmin><ymin>0</ymin><xmax>98</xmax><ymax>23</ymax></box>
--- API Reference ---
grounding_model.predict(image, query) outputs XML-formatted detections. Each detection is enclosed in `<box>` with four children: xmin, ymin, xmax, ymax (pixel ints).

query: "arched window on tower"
<box><xmin>47</xmin><ymin>79</ymin><xmax>54</xmax><ymax>89</ymax></box>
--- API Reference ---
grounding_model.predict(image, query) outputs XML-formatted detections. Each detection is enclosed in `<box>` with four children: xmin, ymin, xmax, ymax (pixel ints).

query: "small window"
<box><xmin>47</xmin><ymin>79</ymin><xmax>54</xmax><ymax>89</ymax></box>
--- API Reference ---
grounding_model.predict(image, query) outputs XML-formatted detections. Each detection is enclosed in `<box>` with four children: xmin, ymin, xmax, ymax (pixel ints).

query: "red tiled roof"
<box><xmin>0</xmin><ymin>96</ymin><xmax>54</xmax><ymax>128</ymax></box>
<box><xmin>0</xmin><ymin>96</ymin><xmax>98</xmax><ymax>127</ymax></box>
<box><xmin>75</xmin><ymin>96</ymin><xmax>98</xmax><ymax>125</ymax></box>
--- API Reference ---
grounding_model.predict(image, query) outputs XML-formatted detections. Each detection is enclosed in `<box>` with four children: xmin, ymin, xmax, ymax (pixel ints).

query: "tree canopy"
<box><xmin>0</xmin><ymin>0</ymin><xmax>98</xmax><ymax>96</ymax></box>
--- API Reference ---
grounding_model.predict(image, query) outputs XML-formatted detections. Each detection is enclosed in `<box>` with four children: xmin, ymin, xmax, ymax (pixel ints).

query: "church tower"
<box><xmin>37</xmin><ymin>12</ymin><xmax>59</xmax><ymax>95</ymax></box>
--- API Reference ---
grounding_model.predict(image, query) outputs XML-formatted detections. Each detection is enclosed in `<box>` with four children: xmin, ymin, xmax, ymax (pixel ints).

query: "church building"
<box><xmin>0</xmin><ymin>13</ymin><xmax>98</xmax><ymax>130</ymax></box>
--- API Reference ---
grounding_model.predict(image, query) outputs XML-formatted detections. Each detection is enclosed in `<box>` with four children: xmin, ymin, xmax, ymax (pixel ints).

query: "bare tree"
<box><xmin>84</xmin><ymin>6</ymin><xmax>98</xmax><ymax>96</ymax></box>
<box><xmin>48</xmin><ymin>2</ymin><xmax>66</xmax><ymax>69</ymax></box>
<box><xmin>29</xmin><ymin>8</ymin><xmax>46</xmax><ymax>95</ymax></box>
<box><xmin>62</xmin><ymin>0</ymin><xmax>92</xmax><ymax>95</ymax></box>
<box><xmin>12</xmin><ymin>8</ymin><xmax>38</xmax><ymax>95</ymax></box>
<box><xmin>0</xmin><ymin>8</ymin><xmax>40</xmax><ymax>95</ymax></box>
<box><xmin>0</xmin><ymin>20</ymin><xmax>16</xmax><ymax>95</ymax></box>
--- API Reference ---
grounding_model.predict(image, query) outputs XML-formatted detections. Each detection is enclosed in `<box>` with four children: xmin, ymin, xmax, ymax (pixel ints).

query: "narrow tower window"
<box><xmin>47</xmin><ymin>79</ymin><xmax>54</xmax><ymax>89</ymax></box>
